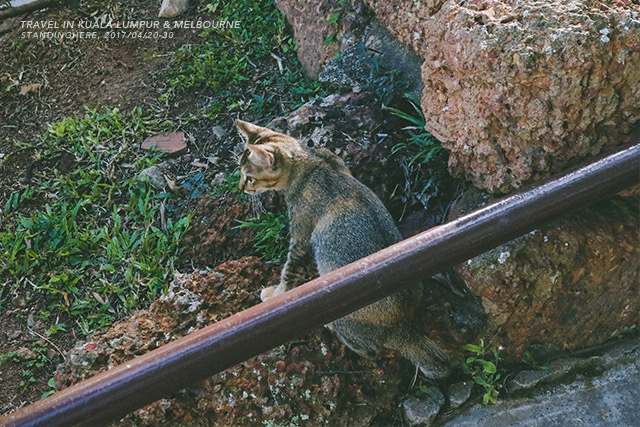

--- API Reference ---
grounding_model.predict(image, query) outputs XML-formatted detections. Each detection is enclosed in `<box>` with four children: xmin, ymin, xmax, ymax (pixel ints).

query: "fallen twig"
<box><xmin>27</xmin><ymin>327</ymin><xmax>67</xmax><ymax>361</ymax></box>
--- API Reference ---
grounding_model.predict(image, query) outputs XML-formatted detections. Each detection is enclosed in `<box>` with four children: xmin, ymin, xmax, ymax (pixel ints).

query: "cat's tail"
<box><xmin>385</xmin><ymin>326</ymin><xmax>451</xmax><ymax>380</ymax></box>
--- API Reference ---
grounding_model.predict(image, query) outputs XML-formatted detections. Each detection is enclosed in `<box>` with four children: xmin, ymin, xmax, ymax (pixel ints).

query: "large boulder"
<box><xmin>449</xmin><ymin>192</ymin><xmax>639</xmax><ymax>358</ymax></box>
<box><xmin>365</xmin><ymin>0</ymin><xmax>640</xmax><ymax>193</ymax></box>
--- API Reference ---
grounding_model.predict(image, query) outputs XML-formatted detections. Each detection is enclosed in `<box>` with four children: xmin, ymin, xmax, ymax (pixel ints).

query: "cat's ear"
<box><xmin>246</xmin><ymin>144</ymin><xmax>275</xmax><ymax>168</ymax></box>
<box><xmin>235</xmin><ymin>119</ymin><xmax>272</xmax><ymax>145</ymax></box>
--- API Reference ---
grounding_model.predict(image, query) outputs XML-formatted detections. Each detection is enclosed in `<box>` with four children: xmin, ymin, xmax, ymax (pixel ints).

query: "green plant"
<box><xmin>462</xmin><ymin>339</ymin><xmax>502</xmax><ymax>405</ymax></box>
<box><xmin>235</xmin><ymin>212</ymin><xmax>289</xmax><ymax>262</ymax></box>
<box><xmin>41</xmin><ymin>377</ymin><xmax>57</xmax><ymax>399</ymax></box>
<box><xmin>211</xmin><ymin>170</ymin><xmax>246</xmax><ymax>200</ymax></box>
<box><xmin>385</xmin><ymin>93</ymin><xmax>453</xmax><ymax>217</ymax></box>
<box><xmin>0</xmin><ymin>107</ymin><xmax>191</xmax><ymax>334</ymax></box>
<box><xmin>387</xmin><ymin>93</ymin><xmax>445</xmax><ymax>167</ymax></box>
<box><xmin>45</xmin><ymin>323</ymin><xmax>67</xmax><ymax>337</ymax></box>
<box><xmin>521</xmin><ymin>351</ymin><xmax>548</xmax><ymax>371</ymax></box>
<box><xmin>414</xmin><ymin>384</ymin><xmax>429</xmax><ymax>397</ymax></box>
<box><xmin>0</xmin><ymin>342</ymin><xmax>54</xmax><ymax>393</ymax></box>
<box><xmin>162</xmin><ymin>0</ymin><xmax>327</xmax><ymax>119</ymax></box>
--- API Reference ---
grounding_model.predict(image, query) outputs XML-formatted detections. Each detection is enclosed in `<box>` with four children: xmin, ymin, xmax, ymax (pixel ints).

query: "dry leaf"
<box><xmin>61</xmin><ymin>291</ymin><xmax>70</xmax><ymax>306</ymax></box>
<box><xmin>163</xmin><ymin>173</ymin><xmax>179</xmax><ymax>191</ymax></box>
<box><xmin>92</xmin><ymin>292</ymin><xmax>106</xmax><ymax>305</ymax></box>
<box><xmin>20</xmin><ymin>83</ymin><xmax>42</xmax><ymax>95</ymax></box>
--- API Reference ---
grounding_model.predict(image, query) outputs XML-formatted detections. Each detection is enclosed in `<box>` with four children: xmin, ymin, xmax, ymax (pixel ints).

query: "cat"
<box><xmin>236</xmin><ymin>119</ymin><xmax>450</xmax><ymax>380</ymax></box>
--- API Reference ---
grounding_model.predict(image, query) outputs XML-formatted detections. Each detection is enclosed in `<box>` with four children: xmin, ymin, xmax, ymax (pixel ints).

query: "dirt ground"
<box><xmin>0</xmin><ymin>0</ymin><xmax>218</xmax><ymax>413</ymax></box>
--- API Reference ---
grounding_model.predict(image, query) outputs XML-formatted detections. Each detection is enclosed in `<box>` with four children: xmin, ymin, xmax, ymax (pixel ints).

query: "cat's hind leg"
<box><xmin>329</xmin><ymin>318</ymin><xmax>382</xmax><ymax>359</ymax></box>
<box><xmin>384</xmin><ymin>325</ymin><xmax>450</xmax><ymax>380</ymax></box>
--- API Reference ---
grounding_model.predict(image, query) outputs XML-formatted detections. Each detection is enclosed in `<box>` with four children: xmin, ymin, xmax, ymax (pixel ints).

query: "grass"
<box><xmin>0</xmin><ymin>107</ymin><xmax>191</xmax><ymax>335</ymax></box>
<box><xmin>162</xmin><ymin>0</ymin><xmax>328</xmax><ymax>123</ymax></box>
<box><xmin>210</xmin><ymin>169</ymin><xmax>246</xmax><ymax>200</ymax></box>
<box><xmin>235</xmin><ymin>212</ymin><xmax>289</xmax><ymax>263</ymax></box>
<box><xmin>385</xmin><ymin>93</ymin><xmax>453</xmax><ymax>217</ymax></box>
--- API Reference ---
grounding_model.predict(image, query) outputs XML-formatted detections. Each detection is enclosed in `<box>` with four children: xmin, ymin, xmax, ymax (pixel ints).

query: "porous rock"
<box><xmin>274</xmin><ymin>0</ymin><xmax>370</xmax><ymax>76</ymax></box>
<box><xmin>54</xmin><ymin>257</ymin><xmax>410</xmax><ymax>426</ymax></box>
<box><xmin>450</xmin><ymin>191</ymin><xmax>639</xmax><ymax>358</ymax></box>
<box><xmin>365</xmin><ymin>0</ymin><xmax>640</xmax><ymax>193</ymax></box>
<box><xmin>180</xmin><ymin>195</ymin><xmax>260</xmax><ymax>267</ymax></box>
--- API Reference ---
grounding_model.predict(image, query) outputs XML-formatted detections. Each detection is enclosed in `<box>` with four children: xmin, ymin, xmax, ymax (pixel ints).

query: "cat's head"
<box><xmin>235</xmin><ymin>120</ymin><xmax>300</xmax><ymax>194</ymax></box>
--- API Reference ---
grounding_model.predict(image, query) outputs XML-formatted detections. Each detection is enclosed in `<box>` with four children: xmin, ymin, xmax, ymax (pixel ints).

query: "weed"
<box><xmin>521</xmin><ymin>351</ymin><xmax>548</xmax><ymax>371</ymax></box>
<box><xmin>0</xmin><ymin>342</ymin><xmax>54</xmax><ymax>394</ymax></box>
<box><xmin>414</xmin><ymin>384</ymin><xmax>429</xmax><ymax>397</ymax></box>
<box><xmin>235</xmin><ymin>212</ymin><xmax>289</xmax><ymax>263</ymax></box>
<box><xmin>386</xmin><ymin>93</ymin><xmax>453</xmax><ymax>217</ymax></box>
<box><xmin>41</xmin><ymin>377</ymin><xmax>57</xmax><ymax>399</ymax></box>
<box><xmin>462</xmin><ymin>339</ymin><xmax>502</xmax><ymax>405</ymax></box>
<box><xmin>387</xmin><ymin>93</ymin><xmax>445</xmax><ymax>167</ymax></box>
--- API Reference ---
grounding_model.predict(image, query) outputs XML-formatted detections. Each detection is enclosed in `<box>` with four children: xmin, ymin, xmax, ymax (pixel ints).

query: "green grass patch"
<box><xmin>162</xmin><ymin>0</ymin><xmax>328</xmax><ymax>121</ymax></box>
<box><xmin>235</xmin><ymin>212</ymin><xmax>289</xmax><ymax>263</ymax></box>
<box><xmin>0</xmin><ymin>107</ymin><xmax>191</xmax><ymax>334</ymax></box>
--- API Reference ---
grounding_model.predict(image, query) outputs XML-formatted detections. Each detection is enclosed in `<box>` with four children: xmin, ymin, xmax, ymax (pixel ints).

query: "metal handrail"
<box><xmin>2</xmin><ymin>142</ymin><xmax>639</xmax><ymax>427</ymax></box>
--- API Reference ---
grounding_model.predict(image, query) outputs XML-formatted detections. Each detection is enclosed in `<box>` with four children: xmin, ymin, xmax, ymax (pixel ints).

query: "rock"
<box><xmin>137</xmin><ymin>160</ymin><xmax>178</xmax><ymax>191</ymax></box>
<box><xmin>66</xmin><ymin>347</ymin><xmax>98</xmax><ymax>373</ymax></box>
<box><xmin>16</xmin><ymin>347</ymin><xmax>37</xmax><ymax>361</ymax></box>
<box><xmin>141</xmin><ymin>132</ymin><xmax>187</xmax><ymax>156</ymax></box>
<box><xmin>273</xmin><ymin>0</ymin><xmax>342</xmax><ymax>76</ymax></box>
<box><xmin>11</xmin><ymin>295</ymin><xmax>27</xmax><ymax>308</ymax></box>
<box><xmin>265</xmin><ymin>116</ymin><xmax>289</xmax><ymax>133</ymax></box>
<box><xmin>274</xmin><ymin>0</ymin><xmax>371</xmax><ymax>77</ymax></box>
<box><xmin>365</xmin><ymin>0</ymin><xmax>640</xmax><ymax>193</ymax></box>
<box><xmin>508</xmin><ymin>364</ymin><xmax>573</xmax><ymax>392</ymax></box>
<box><xmin>158</xmin><ymin>0</ymin><xmax>188</xmax><ymax>18</ymax></box>
<box><xmin>137</xmin><ymin>166</ymin><xmax>166</xmax><ymax>190</ymax></box>
<box><xmin>448</xmin><ymin>381</ymin><xmax>473</xmax><ymax>409</ymax></box>
<box><xmin>26</xmin><ymin>311</ymin><xmax>41</xmax><ymax>330</ymax></box>
<box><xmin>318</xmin><ymin>43</ymin><xmax>371</xmax><ymax>88</ymax></box>
<box><xmin>179</xmin><ymin>196</ymin><xmax>260</xmax><ymax>267</ymax></box>
<box><xmin>443</xmin><ymin>339</ymin><xmax>640</xmax><ymax>427</ymax></box>
<box><xmin>363</xmin><ymin>21</ymin><xmax>424</xmax><ymax>99</ymax></box>
<box><xmin>450</xmin><ymin>191</ymin><xmax>639</xmax><ymax>359</ymax></box>
<box><xmin>54</xmin><ymin>257</ymin><xmax>410</xmax><ymax>426</ymax></box>
<box><xmin>403</xmin><ymin>387</ymin><xmax>445</xmax><ymax>426</ymax></box>
<box><xmin>210</xmin><ymin>125</ymin><xmax>227</xmax><ymax>141</ymax></box>
<box><xmin>507</xmin><ymin>341</ymin><xmax>638</xmax><ymax>393</ymax></box>
<box><xmin>286</xmin><ymin>90</ymin><xmax>383</xmax><ymax>138</ymax></box>
<box><xmin>286</xmin><ymin>103</ymin><xmax>327</xmax><ymax>136</ymax></box>
<box><xmin>6</xmin><ymin>329</ymin><xmax>22</xmax><ymax>340</ymax></box>
<box><xmin>0</xmin><ymin>17</ymin><xmax>20</xmax><ymax>34</ymax></box>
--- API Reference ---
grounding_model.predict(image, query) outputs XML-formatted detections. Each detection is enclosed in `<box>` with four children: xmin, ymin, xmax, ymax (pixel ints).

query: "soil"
<box><xmin>0</xmin><ymin>0</ymin><xmax>213</xmax><ymax>415</ymax></box>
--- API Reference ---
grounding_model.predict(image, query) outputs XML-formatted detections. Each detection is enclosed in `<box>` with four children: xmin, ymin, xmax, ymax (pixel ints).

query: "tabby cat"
<box><xmin>236</xmin><ymin>119</ymin><xmax>450</xmax><ymax>379</ymax></box>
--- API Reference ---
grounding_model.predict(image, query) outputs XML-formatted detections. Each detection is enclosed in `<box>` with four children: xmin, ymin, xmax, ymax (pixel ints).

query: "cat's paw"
<box><xmin>260</xmin><ymin>286</ymin><xmax>279</xmax><ymax>302</ymax></box>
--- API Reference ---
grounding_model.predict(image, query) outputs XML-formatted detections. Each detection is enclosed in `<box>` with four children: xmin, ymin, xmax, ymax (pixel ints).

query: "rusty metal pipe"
<box><xmin>2</xmin><ymin>143</ymin><xmax>639</xmax><ymax>427</ymax></box>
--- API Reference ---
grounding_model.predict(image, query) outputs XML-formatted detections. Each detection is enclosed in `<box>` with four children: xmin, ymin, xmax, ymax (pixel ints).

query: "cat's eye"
<box><xmin>245</xmin><ymin>177</ymin><xmax>254</xmax><ymax>184</ymax></box>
